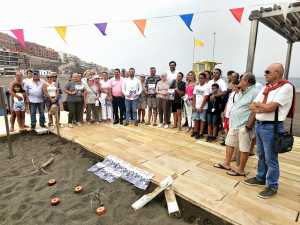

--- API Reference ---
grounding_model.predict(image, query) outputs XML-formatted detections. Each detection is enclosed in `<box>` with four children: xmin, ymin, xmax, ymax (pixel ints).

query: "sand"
<box><xmin>0</xmin><ymin>133</ymin><xmax>226</xmax><ymax>225</ymax></box>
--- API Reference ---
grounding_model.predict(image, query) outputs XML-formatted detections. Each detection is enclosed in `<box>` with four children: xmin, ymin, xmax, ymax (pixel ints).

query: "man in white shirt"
<box><xmin>207</xmin><ymin>68</ymin><xmax>228</xmax><ymax>95</ymax></box>
<box><xmin>24</xmin><ymin>71</ymin><xmax>46</xmax><ymax>129</ymax></box>
<box><xmin>243</xmin><ymin>63</ymin><xmax>294</xmax><ymax>199</ymax></box>
<box><xmin>122</xmin><ymin>68</ymin><xmax>142</xmax><ymax>126</ymax></box>
<box><xmin>166</xmin><ymin>61</ymin><xmax>179</xmax><ymax>125</ymax></box>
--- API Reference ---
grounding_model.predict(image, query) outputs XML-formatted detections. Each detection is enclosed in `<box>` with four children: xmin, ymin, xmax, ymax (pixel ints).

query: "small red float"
<box><xmin>48</xmin><ymin>179</ymin><xmax>56</xmax><ymax>186</ymax></box>
<box><xmin>51</xmin><ymin>197</ymin><xmax>60</xmax><ymax>206</ymax></box>
<box><xmin>96</xmin><ymin>206</ymin><xmax>106</xmax><ymax>216</ymax></box>
<box><xmin>74</xmin><ymin>185</ymin><xmax>83</xmax><ymax>193</ymax></box>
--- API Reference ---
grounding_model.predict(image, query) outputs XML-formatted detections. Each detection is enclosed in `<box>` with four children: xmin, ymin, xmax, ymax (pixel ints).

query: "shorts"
<box><xmin>223</xmin><ymin>117</ymin><xmax>229</xmax><ymax>130</ymax></box>
<box><xmin>138</xmin><ymin>98</ymin><xmax>147</xmax><ymax>110</ymax></box>
<box><xmin>172</xmin><ymin>100</ymin><xmax>183</xmax><ymax>112</ymax></box>
<box><xmin>225</xmin><ymin>127</ymin><xmax>253</xmax><ymax>152</ymax></box>
<box><xmin>147</xmin><ymin>97</ymin><xmax>157</xmax><ymax>109</ymax></box>
<box><xmin>207</xmin><ymin>113</ymin><xmax>221</xmax><ymax>126</ymax></box>
<box><xmin>13</xmin><ymin>101</ymin><xmax>25</xmax><ymax>112</ymax></box>
<box><xmin>192</xmin><ymin>110</ymin><xmax>207</xmax><ymax>121</ymax></box>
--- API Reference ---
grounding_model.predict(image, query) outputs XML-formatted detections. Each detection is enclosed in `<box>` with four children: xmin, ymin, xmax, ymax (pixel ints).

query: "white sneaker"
<box><xmin>87</xmin><ymin>122</ymin><xmax>91</xmax><ymax>125</ymax></box>
<box><xmin>68</xmin><ymin>123</ymin><xmax>73</xmax><ymax>128</ymax></box>
<box><xmin>96</xmin><ymin>122</ymin><xmax>100</xmax><ymax>125</ymax></box>
<box><xmin>158</xmin><ymin>124</ymin><xmax>163</xmax><ymax>128</ymax></box>
<box><xmin>164</xmin><ymin>124</ymin><xmax>169</xmax><ymax>129</ymax></box>
<box><xmin>76</xmin><ymin>122</ymin><xmax>82</xmax><ymax>126</ymax></box>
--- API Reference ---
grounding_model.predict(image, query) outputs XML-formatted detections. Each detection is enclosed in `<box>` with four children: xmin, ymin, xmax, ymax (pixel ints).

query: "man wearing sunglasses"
<box><xmin>243</xmin><ymin>63</ymin><xmax>294</xmax><ymax>199</ymax></box>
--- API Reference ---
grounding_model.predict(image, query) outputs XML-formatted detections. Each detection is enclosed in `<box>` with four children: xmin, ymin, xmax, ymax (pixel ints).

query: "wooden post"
<box><xmin>0</xmin><ymin>86</ymin><xmax>14</xmax><ymax>159</ymax></box>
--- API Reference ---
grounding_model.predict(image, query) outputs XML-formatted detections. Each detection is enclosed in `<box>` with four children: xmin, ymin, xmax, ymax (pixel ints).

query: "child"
<box><xmin>138</xmin><ymin>75</ymin><xmax>147</xmax><ymax>123</ymax></box>
<box><xmin>11</xmin><ymin>82</ymin><xmax>27</xmax><ymax>130</ymax></box>
<box><xmin>206</xmin><ymin>83</ymin><xmax>223</xmax><ymax>142</ymax></box>
<box><xmin>191</xmin><ymin>73</ymin><xmax>209</xmax><ymax>139</ymax></box>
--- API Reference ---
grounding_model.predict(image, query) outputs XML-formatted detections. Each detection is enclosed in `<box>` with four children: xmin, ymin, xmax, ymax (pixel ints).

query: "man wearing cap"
<box><xmin>24</xmin><ymin>70</ymin><xmax>46</xmax><ymax>129</ymax></box>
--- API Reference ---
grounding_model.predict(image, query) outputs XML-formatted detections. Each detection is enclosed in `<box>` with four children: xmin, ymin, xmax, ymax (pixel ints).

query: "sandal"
<box><xmin>226</xmin><ymin>170</ymin><xmax>246</xmax><ymax>177</ymax></box>
<box><xmin>213</xmin><ymin>163</ymin><xmax>231</xmax><ymax>171</ymax></box>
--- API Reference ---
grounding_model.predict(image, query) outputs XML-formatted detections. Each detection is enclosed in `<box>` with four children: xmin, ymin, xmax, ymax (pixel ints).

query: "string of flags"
<box><xmin>8</xmin><ymin>8</ymin><xmax>245</xmax><ymax>48</ymax></box>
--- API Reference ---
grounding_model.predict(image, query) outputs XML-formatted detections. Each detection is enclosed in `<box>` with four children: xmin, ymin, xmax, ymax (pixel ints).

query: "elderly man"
<box><xmin>24</xmin><ymin>71</ymin><xmax>46</xmax><ymax>129</ymax></box>
<box><xmin>214</xmin><ymin>73</ymin><xmax>259</xmax><ymax>176</ymax></box>
<box><xmin>122</xmin><ymin>68</ymin><xmax>142</xmax><ymax>126</ymax></box>
<box><xmin>243</xmin><ymin>63</ymin><xmax>294</xmax><ymax>199</ymax></box>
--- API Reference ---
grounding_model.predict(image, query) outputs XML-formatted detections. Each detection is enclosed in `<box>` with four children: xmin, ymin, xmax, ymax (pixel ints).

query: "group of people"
<box><xmin>7</xmin><ymin>61</ymin><xmax>295</xmax><ymax>199</ymax></box>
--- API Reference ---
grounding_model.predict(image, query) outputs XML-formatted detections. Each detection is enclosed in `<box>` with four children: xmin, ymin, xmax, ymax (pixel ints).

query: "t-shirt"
<box><xmin>24</xmin><ymin>79</ymin><xmax>44</xmax><ymax>103</ymax></box>
<box><xmin>207</xmin><ymin>78</ymin><xmax>228</xmax><ymax>93</ymax></box>
<box><xmin>207</xmin><ymin>94</ymin><xmax>223</xmax><ymax>114</ymax></box>
<box><xmin>166</xmin><ymin>69</ymin><xmax>179</xmax><ymax>86</ymax></box>
<box><xmin>224</xmin><ymin>91</ymin><xmax>239</xmax><ymax>118</ymax></box>
<box><xmin>186</xmin><ymin>83</ymin><xmax>195</xmax><ymax>97</ymax></box>
<box><xmin>122</xmin><ymin>77</ymin><xmax>142</xmax><ymax>100</ymax></box>
<box><xmin>65</xmin><ymin>81</ymin><xmax>84</xmax><ymax>102</ymax></box>
<box><xmin>170</xmin><ymin>80</ymin><xmax>186</xmax><ymax>103</ymax></box>
<box><xmin>156</xmin><ymin>81</ymin><xmax>169</xmax><ymax>99</ymax></box>
<box><xmin>85</xmin><ymin>85</ymin><xmax>98</xmax><ymax>104</ymax></box>
<box><xmin>193</xmin><ymin>84</ymin><xmax>209</xmax><ymax>110</ymax></box>
<box><xmin>109</xmin><ymin>77</ymin><xmax>123</xmax><ymax>97</ymax></box>
<box><xmin>254</xmin><ymin>83</ymin><xmax>293</xmax><ymax>121</ymax></box>
<box><xmin>145</xmin><ymin>75</ymin><xmax>160</xmax><ymax>96</ymax></box>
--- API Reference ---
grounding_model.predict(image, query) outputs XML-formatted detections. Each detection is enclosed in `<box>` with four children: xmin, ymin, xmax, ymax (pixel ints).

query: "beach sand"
<box><xmin>0</xmin><ymin>133</ymin><xmax>225</xmax><ymax>225</ymax></box>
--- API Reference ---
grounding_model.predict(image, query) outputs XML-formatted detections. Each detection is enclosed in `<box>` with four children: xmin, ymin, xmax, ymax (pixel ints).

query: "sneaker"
<box><xmin>40</xmin><ymin>124</ymin><xmax>46</xmax><ymax>128</ymax></box>
<box><xmin>153</xmin><ymin>123</ymin><xmax>157</xmax><ymax>127</ymax></box>
<box><xmin>243</xmin><ymin>177</ymin><xmax>266</xmax><ymax>186</ymax></box>
<box><xmin>195</xmin><ymin>134</ymin><xmax>200</xmax><ymax>139</ymax></box>
<box><xmin>76</xmin><ymin>122</ymin><xmax>82</xmax><ymax>127</ymax></box>
<box><xmin>113</xmin><ymin>120</ymin><xmax>119</xmax><ymax>125</ymax></box>
<box><xmin>158</xmin><ymin>124</ymin><xmax>163</xmax><ymax>128</ymax></box>
<box><xmin>164</xmin><ymin>124</ymin><xmax>169</xmax><ymax>129</ymax></box>
<box><xmin>120</xmin><ymin>120</ymin><xmax>123</xmax><ymax>125</ymax></box>
<box><xmin>123</xmin><ymin>122</ymin><xmax>128</xmax><ymax>126</ymax></box>
<box><xmin>258</xmin><ymin>187</ymin><xmax>277</xmax><ymax>199</ymax></box>
<box><xmin>68</xmin><ymin>123</ymin><xmax>73</xmax><ymax>128</ymax></box>
<box><xmin>191</xmin><ymin>132</ymin><xmax>196</xmax><ymax>137</ymax></box>
<box><xmin>96</xmin><ymin>122</ymin><xmax>100</xmax><ymax>125</ymax></box>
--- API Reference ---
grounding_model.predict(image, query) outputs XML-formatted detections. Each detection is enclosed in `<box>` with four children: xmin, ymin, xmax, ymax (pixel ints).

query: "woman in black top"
<box><xmin>170</xmin><ymin>72</ymin><xmax>186</xmax><ymax>130</ymax></box>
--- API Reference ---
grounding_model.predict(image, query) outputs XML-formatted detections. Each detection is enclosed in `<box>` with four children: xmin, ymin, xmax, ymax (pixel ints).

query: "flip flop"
<box><xmin>226</xmin><ymin>170</ymin><xmax>246</xmax><ymax>177</ymax></box>
<box><xmin>213</xmin><ymin>163</ymin><xmax>231</xmax><ymax>171</ymax></box>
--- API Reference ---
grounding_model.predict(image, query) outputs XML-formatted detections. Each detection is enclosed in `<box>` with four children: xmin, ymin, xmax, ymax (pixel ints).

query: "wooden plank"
<box><xmin>164</xmin><ymin>188</ymin><xmax>181</xmax><ymax>217</ymax></box>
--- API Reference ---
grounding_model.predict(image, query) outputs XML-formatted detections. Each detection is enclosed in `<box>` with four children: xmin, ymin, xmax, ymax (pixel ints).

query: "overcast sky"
<box><xmin>0</xmin><ymin>0</ymin><xmax>299</xmax><ymax>77</ymax></box>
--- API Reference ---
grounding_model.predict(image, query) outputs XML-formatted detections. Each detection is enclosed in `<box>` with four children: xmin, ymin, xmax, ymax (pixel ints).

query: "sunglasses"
<box><xmin>265</xmin><ymin>70</ymin><xmax>271</xmax><ymax>74</ymax></box>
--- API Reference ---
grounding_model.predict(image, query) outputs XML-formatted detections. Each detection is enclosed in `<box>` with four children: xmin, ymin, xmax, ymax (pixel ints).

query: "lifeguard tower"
<box><xmin>192</xmin><ymin>60</ymin><xmax>221</xmax><ymax>76</ymax></box>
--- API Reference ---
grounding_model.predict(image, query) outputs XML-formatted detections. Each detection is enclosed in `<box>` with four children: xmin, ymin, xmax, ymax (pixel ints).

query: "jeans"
<box><xmin>68</xmin><ymin>101</ymin><xmax>83</xmax><ymax>123</ymax></box>
<box><xmin>125</xmin><ymin>99</ymin><xmax>138</xmax><ymax>122</ymax></box>
<box><xmin>29</xmin><ymin>102</ymin><xmax>45</xmax><ymax>128</ymax></box>
<box><xmin>255</xmin><ymin>122</ymin><xmax>285</xmax><ymax>190</ymax></box>
<box><xmin>112</xmin><ymin>96</ymin><xmax>125</xmax><ymax>122</ymax></box>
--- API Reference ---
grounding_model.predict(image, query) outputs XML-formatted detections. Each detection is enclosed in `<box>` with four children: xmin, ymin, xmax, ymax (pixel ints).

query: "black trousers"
<box><xmin>112</xmin><ymin>96</ymin><xmax>125</xmax><ymax>122</ymax></box>
<box><xmin>68</xmin><ymin>101</ymin><xmax>83</xmax><ymax>123</ymax></box>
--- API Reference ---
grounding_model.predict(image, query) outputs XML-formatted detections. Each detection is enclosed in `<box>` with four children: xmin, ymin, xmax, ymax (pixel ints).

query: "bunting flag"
<box><xmin>133</xmin><ymin>19</ymin><xmax>147</xmax><ymax>37</ymax></box>
<box><xmin>194</xmin><ymin>39</ymin><xmax>204</xmax><ymax>47</ymax></box>
<box><xmin>95</xmin><ymin>23</ymin><xmax>107</xmax><ymax>36</ymax></box>
<box><xmin>11</xmin><ymin>29</ymin><xmax>25</xmax><ymax>47</ymax></box>
<box><xmin>180</xmin><ymin>13</ymin><xmax>194</xmax><ymax>31</ymax></box>
<box><xmin>54</xmin><ymin>26</ymin><xmax>67</xmax><ymax>42</ymax></box>
<box><xmin>230</xmin><ymin>8</ymin><xmax>244</xmax><ymax>23</ymax></box>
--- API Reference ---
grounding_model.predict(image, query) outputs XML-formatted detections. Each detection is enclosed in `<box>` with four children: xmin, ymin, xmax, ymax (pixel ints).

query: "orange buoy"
<box><xmin>48</xmin><ymin>179</ymin><xmax>56</xmax><ymax>186</ymax></box>
<box><xmin>51</xmin><ymin>197</ymin><xmax>60</xmax><ymax>206</ymax></box>
<box><xmin>74</xmin><ymin>185</ymin><xmax>83</xmax><ymax>193</ymax></box>
<box><xmin>96</xmin><ymin>206</ymin><xmax>106</xmax><ymax>216</ymax></box>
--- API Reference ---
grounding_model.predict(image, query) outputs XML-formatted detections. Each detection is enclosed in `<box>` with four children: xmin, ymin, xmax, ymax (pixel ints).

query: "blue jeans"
<box><xmin>255</xmin><ymin>122</ymin><xmax>285</xmax><ymax>190</ymax></box>
<box><xmin>125</xmin><ymin>99</ymin><xmax>138</xmax><ymax>122</ymax></box>
<box><xmin>29</xmin><ymin>102</ymin><xmax>45</xmax><ymax>128</ymax></box>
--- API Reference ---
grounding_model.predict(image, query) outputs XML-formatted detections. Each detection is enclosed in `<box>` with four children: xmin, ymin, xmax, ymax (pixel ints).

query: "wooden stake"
<box><xmin>164</xmin><ymin>188</ymin><xmax>181</xmax><ymax>217</ymax></box>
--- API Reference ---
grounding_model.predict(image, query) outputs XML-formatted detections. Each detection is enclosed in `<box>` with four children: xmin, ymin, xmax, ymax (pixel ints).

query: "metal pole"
<box><xmin>212</xmin><ymin>32</ymin><xmax>216</xmax><ymax>60</ymax></box>
<box><xmin>0</xmin><ymin>87</ymin><xmax>14</xmax><ymax>159</ymax></box>
<box><xmin>284</xmin><ymin>41</ymin><xmax>293</xmax><ymax>80</ymax></box>
<box><xmin>246</xmin><ymin>20</ymin><xmax>259</xmax><ymax>73</ymax></box>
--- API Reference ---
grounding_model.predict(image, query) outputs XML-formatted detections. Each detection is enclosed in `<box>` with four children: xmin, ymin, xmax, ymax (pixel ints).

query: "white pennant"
<box><xmin>281</xmin><ymin>2</ymin><xmax>290</xmax><ymax>21</ymax></box>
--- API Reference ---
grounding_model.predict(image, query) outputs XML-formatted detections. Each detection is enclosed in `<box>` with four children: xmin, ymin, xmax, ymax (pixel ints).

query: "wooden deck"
<box><xmin>1</xmin><ymin>112</ymin><xmax>300</xmax><ymax>225</ymax></box>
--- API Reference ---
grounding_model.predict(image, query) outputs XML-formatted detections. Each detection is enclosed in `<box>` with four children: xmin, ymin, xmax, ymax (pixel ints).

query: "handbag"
<box><xmin>274</xmin><ymin>108</ymin><xmax>294</xmax><ymax>154</ymax></box>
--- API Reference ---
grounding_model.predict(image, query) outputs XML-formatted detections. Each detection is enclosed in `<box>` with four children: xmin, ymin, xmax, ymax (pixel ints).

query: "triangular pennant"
<box><xmin>54</xmin><ymin>26</ymin><xmax>67</xmax><ymax>42</ymax></box>
<box><xmin>95</xmin><ymin>23</ymin><xmax>108</xmax><ymax>36</ymax></box>
<box><xmin>11</xmin><ymin>29</ymin><xmax>25</xmax><ymax>47</ymax></box>
<box><xmin>180</xmin><ymin>13</ymin><xmax>194</xmax><ymax>32</ymax></box>
<box><xmin>281</xmin><ymin>2</ymin><xmax>289</xmax><ymax>20</ymax></box>
<box><xmin>133</xmin><ymin>19</ymin><xmax>147</xmax><ymax>37</ymax></box>
<box><xmin>194</xmin><ymin>39</ymin><xmax>204</xmax><ymax>47</ymax></box>
<box><xmin>230</xmin><ymin>8</ymin><xmax>244</xmax><ymax>23</ymax></box>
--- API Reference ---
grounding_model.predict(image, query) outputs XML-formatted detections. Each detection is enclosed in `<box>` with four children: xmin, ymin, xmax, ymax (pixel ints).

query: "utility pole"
<box><xmin>212</xmin><ymin>32</ymin><xmax>216</xmax><ymax>61</ymax></box>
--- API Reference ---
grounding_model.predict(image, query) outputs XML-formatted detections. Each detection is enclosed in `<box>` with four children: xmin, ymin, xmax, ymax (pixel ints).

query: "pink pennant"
<box><xmin>230</xmin><ymin>8</ymin><xmax>244</xmax><ymax>23</ymax></box>
<box><xmin>11</xmin><ymin>29</ymin><xmax>25</xmax><ymax>48</ymax></box>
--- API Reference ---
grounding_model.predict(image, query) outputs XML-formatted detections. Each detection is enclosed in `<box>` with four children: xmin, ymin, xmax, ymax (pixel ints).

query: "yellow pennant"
<box><xmin>55</xmin><ymin>26</ymin><xmax>67</xmax><ymax>42</ymax></box>
<box><xmin>194</xmin><ymin>39</ymin><xmax>204</xmax><ymax>47</ymax></box>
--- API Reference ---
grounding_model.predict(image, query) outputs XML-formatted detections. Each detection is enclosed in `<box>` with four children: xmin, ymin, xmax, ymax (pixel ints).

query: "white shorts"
<box><xmin>225</xmin><ymin>127</ymin><xmax>252</xmax><ymax>153</ymax></box>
